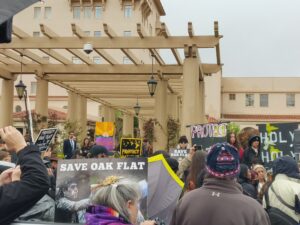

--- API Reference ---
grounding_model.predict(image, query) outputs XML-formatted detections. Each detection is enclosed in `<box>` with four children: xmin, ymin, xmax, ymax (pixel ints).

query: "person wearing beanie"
<box><xmin>242</xmin><ymin>135</ymin><xmax>263</xmax><ymax>168</ymax></box>
<box><xmin>89</xmin><ymin>145</ymin><xmax>109</xmax><ymax>158</ymax></box>
<box><xmin>170</xmin><ymin>143</ymin><xmax>270</xmax><ymax>225</ymax></box>
<box><xmin>263</xmin><ymin>156</ymin><xmax>300</xmax><ymax>224</ymax></box>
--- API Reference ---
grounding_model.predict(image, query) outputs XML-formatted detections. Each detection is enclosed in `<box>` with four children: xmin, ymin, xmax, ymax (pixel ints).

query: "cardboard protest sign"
<box><xmin>120</xmin><ymin>138</ymin><xmax>142</xmax><ymax>157</ymax></box>
<box><xmin>169</xmin><ymin>149</ymin><xmax>189</xmax><ymax>161</ymax></box>
<box><xmin>55</xmin><ymin>158</ymin><xmax>148</xmax><ymax>223</ymax></box>
<box><xmin>257</xmin><ymin>122</ymin><xmax>300</xmax><ymax>164</ymax></box>
<box><xmin>191</xmin><ymin>122</ymin><xmax>227</xmax><ymax>151</ymax></box>
<box><xmin>34</xmin><ymin>128</ymin><xmax>58</xmax><ymax>151</ymax></box>
<box><xmin>95</xmin><ymin>122</ymin><xmax>115</xmax><ymax>151</ymax></box>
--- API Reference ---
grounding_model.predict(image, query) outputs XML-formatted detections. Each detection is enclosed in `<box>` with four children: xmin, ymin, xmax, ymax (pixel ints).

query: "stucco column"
<box><xmin>67</xmin><ymin>91</ymin><xmax>78</xmax><ymax>123</ymax></box>
<box><xmin>102</xmin><ymin>105</ymin><xmax>115</xmax><ymax>122</ymax></box>
<box><xmin>153</xmin><ymin>80</ymin><xmax>168</xmax><ymax>151</ymax></box>
<box><xmin>181</xmin><ymin>57</ymin><xmax>200</xmax><ymax>136</ymax></box>
<box><xmin>0</xmin><ymin>79</ymin><xmax>14</xmax><ymax>127</ymax></box>
<box><xmin>122</xmin><ymin>113</ymin><xmax>134</xmax><ymax>137</ymax></box>
<box><xmin>198</xmin><ymin>80</ymin><xmax>205</xmax><ymax>123</ymax></box>
<box><xmin>77</xmin><ymin>95</ymin><xmax>87</xmax><ymax>142</ymax></box>
<box><xmin>167</xmin><ymin>94</ymin><xmax>179</xmax><ymax>121</ymax></box>
<box><xmin>139</xmin><ymin>118</ymin><xmax>145</xmax><ymax>138</ymax></box>
<box><xmin>35</xmin><ymin>78</ymin><xmax>48</xmax><ymax>123</ymax></box>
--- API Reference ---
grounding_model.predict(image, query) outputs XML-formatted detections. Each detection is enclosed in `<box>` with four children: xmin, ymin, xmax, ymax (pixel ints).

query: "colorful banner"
<box><xmin>120</xmin><ymin>138</ymin><xmax>142</xmax><ymax>157</ymax></box>
<box><xmin>95</xmin><ymin>122</ymin><xmax>115</xmax><ymax>151</ymax></box>
<box><xmin>257</xmin><ymin>122</ymin><xmax>300</xmax><ymax>164</ymax></box>
<box><xmin>191</xmin><ymin>122</ymin><xmax>228</xmax><ymax>151</ymax></box>
<box><xmin>55</xmin><ymin>158</ymin><xmax>148</xmax><ymax>223</ymax></box>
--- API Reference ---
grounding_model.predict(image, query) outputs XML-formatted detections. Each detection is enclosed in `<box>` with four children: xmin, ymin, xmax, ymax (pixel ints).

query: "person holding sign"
<box><xmin>0</xmin><ymin>126</ymin><xmax>49</xmax><ymax>224</ymax></box>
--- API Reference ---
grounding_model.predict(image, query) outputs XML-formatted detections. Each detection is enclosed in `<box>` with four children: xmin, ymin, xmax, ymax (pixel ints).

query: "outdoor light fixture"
<box><xmin>133</xmin><ymin>97</ymin><xmax>141</xmax><ymax>116</ymax></box>
<box><xmin>147</xmin><ymin>53</ymin><xmax>157</xmax><ymax>97</ymax></box>
<box><xmin>15</xmin><ymin>54</ymin><xmax>33</xmax><ymax>144</ymax></box>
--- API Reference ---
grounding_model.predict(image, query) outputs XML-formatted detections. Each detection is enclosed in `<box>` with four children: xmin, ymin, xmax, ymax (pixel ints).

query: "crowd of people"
<box><xmin>0</xmin><ymin>126</ymin><xmax>299</xmax><ymax>225</ymax></box>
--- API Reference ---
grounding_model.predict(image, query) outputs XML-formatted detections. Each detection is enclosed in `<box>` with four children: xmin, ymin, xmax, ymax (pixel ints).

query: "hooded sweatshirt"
<box><xmin>170</xmin><ymin>178</ymin><xmax>270</xmax><ymax>225</ymax></box>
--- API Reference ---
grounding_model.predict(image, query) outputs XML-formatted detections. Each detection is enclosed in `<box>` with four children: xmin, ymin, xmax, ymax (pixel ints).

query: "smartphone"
<box><xmin>195</xmin><ymin>145</ymin><xmax>202</xmax><ymax>151</ymax></box>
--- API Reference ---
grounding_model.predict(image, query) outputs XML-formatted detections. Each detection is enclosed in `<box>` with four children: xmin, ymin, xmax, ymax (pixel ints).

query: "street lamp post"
<box><xmin>15</xmin><ymin>80</ymin><xmax>33</xmax><ymax>144</ymax></box>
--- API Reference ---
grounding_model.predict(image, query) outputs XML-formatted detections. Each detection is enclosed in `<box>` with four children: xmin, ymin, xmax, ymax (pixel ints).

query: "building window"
<box><xmin>15</xmin><ymin>105</ymin><xmax>22</xmax><ymax>112</ymax></box>
<box><xmin>72</xmin><ymin>57</ymin><xmax>82</xmax><ymax>64</ymax></box>
<box><xmin>84</xmin><ymin>31</ymin><xmax>90</xmax><ymax>36</ymax></box>
<box><xmin>33</xmin><ymin>31</ymin><xmax>40</xmax><ymax>37</ymax></box>
<box><xmin>124</xmin><ymin>5</ymin><xmax>132</xmax><ymax>18</ymax></box>
<box><xmin>123</xmin><ymin>31</ymin><xmax>132</xmax><ymax>36</ymax></box>
<box><xmin>93</xmin><ymin>56</ymin><xmax>101</xmax><ymax>64</ymax></box>
<box><xmin>44</xmin><ymin>7</ymin><xmax>52</xmax><ymax>19</ymax></box>
<box><xmin>95</xmin><ymin>6</ymin><xmax>102</xmax><ymax>19</ymax></box>
<box><xmin>245</xmin><ymin>94</ymin><xmax>254</xmax><ymax>107</ymax></box>
<box><xmin>30</xmin><ymin>82</ymin><xmax>37</xmax><ymax>94</ymax></box>
<box><xmin>94</xmin><ymin>31</ymin><xmax>101</xmax><ymax>37</ymax></box>
<box><xmin>260</xmin><ymin>94</ymin><xmax>268</xmax><ymax>107</ymax></box>
<box><xmin>229</xmin><ymin>94</ymin><xmax>236</xmax><ymax>101</ymax></box>
<box><xmin>34</xmin><ymin>7</ymin><xmax>41</xmax><ymax>19</ymax></box>
<box><xmin>63</xmin><ymin>105</ymin><xmax>68</xmax><ymax>110</ymax></box>
<box><xmin>287</xmin><ymin>93</ymin><xmax>295</xmax><ymax>107</ymax></box>
<box><xmin>123</xmin><ymin>56</ymin><xmax>131</xmax><ymax>64</ymax></box>
<box><xmin>73</xmin><ymin>7</ymin><xmax>80</xmax><ymax>19</ymax></box>
<box><xmin>84</xmin><ymin>6</ymin><xmax>92</xmax><ymax>19</ymax></box>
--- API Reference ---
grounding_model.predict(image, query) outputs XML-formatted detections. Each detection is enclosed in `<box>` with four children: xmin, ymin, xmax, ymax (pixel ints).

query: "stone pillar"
<box><xmin>67</xmin><ymin>91</ymin><xmax>78</xmax><ymax>123</ymax></box>
<box><xmin>102</xmin><ymin>105</ymin><xmax>115</xmax><ymax>122</ymax></box>
<box><xmin>122</xmin><ymin>113</ymin><xmax>134</xmax><ymax>137</ymax></box>
<box><xmin>181</xmin><ymin>57</ymin><xmax>201</xmax><ymax>136</ymax></box>
<box><xmin>77</xmin><ymin>96</ymin><xmax>87</xmax><ymax>142</ymax></box>
<box><xmin>139</xmin><ymin>118</ymin><xmax>145</xmax><ymax>138</ymax></box>
<box><xmin>35</xmin><ymin>78</ymin><xmax>48</xmax><ymax>127</ymax></box>
<box><xmin>153</xmin><ymin>80</ymin><xmax>168</xmax><ymax>151</ymax></box>
<box><xmin>0</xmin><ymin>79</ymin><xmax>14</xmax><ymax>127</ymax></box>
<box><xmin>167</xmin><ymin>94</ymin><xmax>179</xmax><ymax>121</ymax></box>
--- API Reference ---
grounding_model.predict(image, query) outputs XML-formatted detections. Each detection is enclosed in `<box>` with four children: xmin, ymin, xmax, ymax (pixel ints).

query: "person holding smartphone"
<box><xmin>0</xmin><ymin>126</ymin><xmax>49</xmax><ymax>224</ymax></box>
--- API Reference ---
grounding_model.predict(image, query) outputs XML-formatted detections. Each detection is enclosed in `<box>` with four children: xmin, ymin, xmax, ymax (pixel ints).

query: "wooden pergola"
<box><xmin>0</xmin><ymin>21</ymin><xmax>222</xmax><ymax>118</ymax></box>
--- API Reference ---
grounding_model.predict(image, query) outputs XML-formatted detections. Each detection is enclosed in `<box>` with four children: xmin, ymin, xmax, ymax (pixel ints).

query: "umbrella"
<box><xmin>148</xmin><ymin>154</ymin><xmax>184</xmax><ymax>225</ymax></box>
<box><xmin>0</xmin><ymin>0</ymin><xmax>40</xmax><ymax>25</ymax></box>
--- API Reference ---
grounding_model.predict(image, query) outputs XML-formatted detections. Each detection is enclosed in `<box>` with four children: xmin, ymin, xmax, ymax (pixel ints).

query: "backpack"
<box><xmin>265</xmin><ymin>185</ymin><xmax>298</xmax><ymax>225</ymax></box>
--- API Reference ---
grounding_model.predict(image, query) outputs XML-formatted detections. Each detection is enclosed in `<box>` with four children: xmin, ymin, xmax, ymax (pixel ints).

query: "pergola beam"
<box><xmin>40</xmin><ymin>49</ymin><xmax>72</xmax><ymax>65</ymax></box>
<box><xmin>0</xmin><ymin>67</ymin><xmax>13</xmax><ymax>79</ymax></box>
<box><xmin>2</xmin><ymin>63</ymin><xmax>220</xmax><ymax>75</ymax></box>
<box><xmin>40</xmin><ymin>24</ymin><xmax>58</xmax><ymax>39</ymax></box>
<box><xmin>12</xmin><ymin>26</ymin><xmax>30</xmax><ymax>38</ymax></box>
<box><xmin>3</xmin><ymin>36</ymin><xmax>220</xmax><ymax>49</ymax></box>
<box><xmin>13</xmin><ymin>49</ymin><xmax>47</xmax><ymax>64</ymax></box>
<box><xmin>160</xmin><ymin>23</ymin><xmax>182</xmax><ymax>65</ymax></box>
<box><xmin>71</xmin><ymin>23</ymin><xmax>86</xmax><ymax>38</ymax></box>
<box><xmin>0</xmin><ymin>50</ymin><xmax>31</xmax><ymax>64</ymax></box>
<box><xmin>94</xmin><ymin>49</ymin><xmax>118</xmax><ymax>65</ymax></box>
<box><xmin>66</xmin><ymin>49</ymin><xmax>93</xmax><ymax>65</ymax></box>
<box><xmin>214</xmin><ymin>21</ymin><xmax>222</xmax><ymax>65</ymax></box>
<box><xmin>188</xmin><ymin>22</ymin><xmax>194</xmax><ymax>37</ymax></box>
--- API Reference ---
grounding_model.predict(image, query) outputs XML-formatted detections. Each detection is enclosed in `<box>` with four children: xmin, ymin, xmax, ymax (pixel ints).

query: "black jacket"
<box><xmin>242</xmin><ymin>147</ymin><xmax>263</xmax><ymax>168</ymax></box>
<box><xmin>0</xmin><ymin>145</ymin><xmax>49</xmax><ymax>224</ymax></box>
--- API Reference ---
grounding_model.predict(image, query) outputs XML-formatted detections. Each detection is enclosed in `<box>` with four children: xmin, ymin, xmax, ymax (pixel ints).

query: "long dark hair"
<box><xmin>186</xmin><ymin>151</ymin><xmax>207</xmax><ymax>189</ymax></box>
<box><xmin>82</xmin><ymin>137</ymin><xmax>90</xmax><ymax>148</ymax></box>
<box><xmin>226</xmin><ymin>132</ymin><xmax>240</xmax><ymax>149</ymax></box>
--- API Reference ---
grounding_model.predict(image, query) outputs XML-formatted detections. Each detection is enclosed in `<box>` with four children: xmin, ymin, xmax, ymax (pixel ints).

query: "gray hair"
<box><xmin>90</xmin><ymin>178</ymin><xmax>141</xmax><ymax>222</ymax></box>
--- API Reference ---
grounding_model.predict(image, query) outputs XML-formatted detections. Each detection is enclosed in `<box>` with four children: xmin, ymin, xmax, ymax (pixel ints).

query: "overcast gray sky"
<box><xmin>161</xmin><ymin>0</ymin><xmax>300</xmax><ymax>77</ymax></box>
